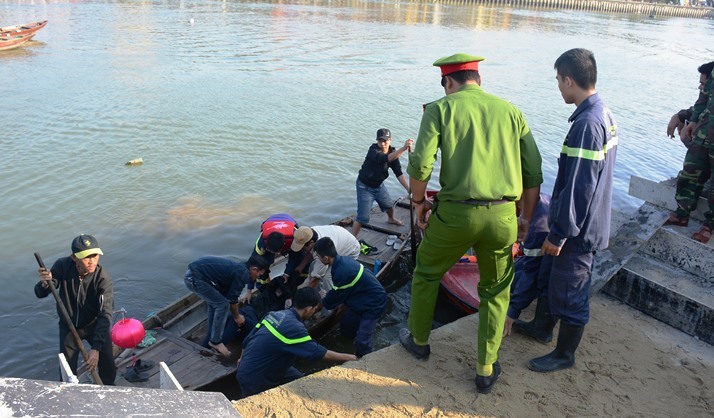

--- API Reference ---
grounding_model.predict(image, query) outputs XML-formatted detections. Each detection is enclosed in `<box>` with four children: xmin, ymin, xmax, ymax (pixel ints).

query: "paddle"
<box><xmin>408</xmin><ymin>148</ymin><xmax>417</xmax><ymax>265</ymax></box>
<box><xmin>34</xmin><ymin>252</ymin><xmax>104</xmax><ymax>385</ymax></box>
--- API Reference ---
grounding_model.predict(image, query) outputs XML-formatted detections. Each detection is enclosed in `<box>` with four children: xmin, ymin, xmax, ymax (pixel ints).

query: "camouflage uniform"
<box><xmin>674</xmin><ymin>70</ymin><xmax>714</xmax><ymax>227</ymax></box>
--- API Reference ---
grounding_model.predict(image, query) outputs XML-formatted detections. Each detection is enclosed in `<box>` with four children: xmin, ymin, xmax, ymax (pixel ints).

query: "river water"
<box><xmin>1</xmin><ymin>0</ymin><xmax>712</xmax><ymax>382</ymax></box>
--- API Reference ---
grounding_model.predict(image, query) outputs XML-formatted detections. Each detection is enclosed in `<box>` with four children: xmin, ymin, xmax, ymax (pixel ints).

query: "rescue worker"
<box><xmin>35</xmin><ymin>234</ymin><xmax>116</xmax><ymax>385</ymax></box>
<box><xmin>291</xmin><ymin>225</ymin><xmax>361</xmax><ymax>293</ymax></box>
<box><xmin>184</xmin><ymin>255</ymin><xmax>269</xmax><ymax>356</ymax></box>
<box><xmin>246</xmin><ymin>213</ymin><xmax>308</xmax><ymax>305</ymax></box>
<box><xmin>314</xmin><ymin>237</ymin><xmax>387</xmax><ymax>357</ymax></box>
<box><xmin>400</xmin><ymin>53</ymin><xmax>543</xmax><ymax>394</ymax></box>
<box><xmin>528</xmin><ymin>48</ymin><xmax>618</xmax><ymax>373</ymax></box>
<box><xmin>666</xmin><ymin>60</ymin><xmax>714</xmax><ymax>244</ymax></box>
<box><xmin>235</xmin><ymin>287</ymin><xmax>357</xmax><ymax>397</ymax></box>
<box><xmin>503</xmin><ymin>194</ymin><xmax>554</xmax><ymax>342</ymax></box>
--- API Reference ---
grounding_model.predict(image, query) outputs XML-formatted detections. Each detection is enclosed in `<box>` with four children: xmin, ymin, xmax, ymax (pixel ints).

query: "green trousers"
<box><xmin>408</xmin><ymin>200</ymin><xmax>516</xmax><ymax>367</ymax></box>
<box><xmin>675</xmin><ymin>143</ymin><xmax>712</xmax><ymax>223</ymax></box>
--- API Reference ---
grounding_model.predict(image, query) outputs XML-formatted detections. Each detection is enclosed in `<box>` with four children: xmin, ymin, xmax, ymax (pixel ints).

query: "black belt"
<box><xmin>455</xmin><ymin>199</ymin><xmax>511</xmax><ymax>206</ymax></box>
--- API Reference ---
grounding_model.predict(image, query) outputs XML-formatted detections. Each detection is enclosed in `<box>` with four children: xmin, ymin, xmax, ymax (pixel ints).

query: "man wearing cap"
<box><xmin>400</xmin><ymin>53</ymin><xmax>543</xmax><ymax>394</ymax></box>
<box><xmin>351</xmin><ymin>128</ymin><xmax>414</xmax><ymax>237</ymax></box>
<box><xmin>35</xmin><ymin>234</ymin><xmax>116</xmax><ymax>385</ymax></box>
<box><xmin>292</xmin><ymin>225</ymin><xmax>361</xmax><ymax>293</ymax></box>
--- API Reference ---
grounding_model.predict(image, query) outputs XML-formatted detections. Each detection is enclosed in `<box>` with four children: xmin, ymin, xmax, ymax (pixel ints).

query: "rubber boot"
<box><xmin>528</xmin><ymin>323</ymin><xmax>585</xmax><ymax>373</ymax></box>
<box><xmin>513</xmin><ymin>296</ymin><xmax>556</xmax><ymax>343</ymax></box>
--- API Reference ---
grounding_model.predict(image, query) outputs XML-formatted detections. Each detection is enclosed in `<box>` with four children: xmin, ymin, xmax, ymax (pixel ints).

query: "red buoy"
<box><xmin>111</xmin><ymin>318</ymin><xmax>146</xmax><ymax>348</ymax></box>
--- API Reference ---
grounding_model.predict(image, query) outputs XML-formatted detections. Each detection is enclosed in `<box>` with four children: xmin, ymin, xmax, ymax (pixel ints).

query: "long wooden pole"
<box><xmin>408</xmin><ymin>149</ymin><xmax>417</xmax><ymax>265</ymax></box>
<box><xmin>34</xmin><ymin>252</ymin><xmax>104</xmax><ymax>385</ymax></box>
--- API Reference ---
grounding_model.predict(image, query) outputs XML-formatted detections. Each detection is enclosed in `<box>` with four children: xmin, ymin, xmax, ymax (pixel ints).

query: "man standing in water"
<box><xmin>400</xmin><ymin>53</ymin><xmax>543</xmax><ymax>394</ymax></box>
<box><xmin>528</xmin><ymin>48</ymin><xmax>618</xmax><ymax>373</ymax></box>
<box><xmin>35</xmin><ymin>234</ymin><xmax>116</xmax><ymax>385</ymax></box>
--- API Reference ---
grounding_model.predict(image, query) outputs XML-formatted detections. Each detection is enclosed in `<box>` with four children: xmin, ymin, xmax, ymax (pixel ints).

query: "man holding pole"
<box><xmin>35</xmin><ymin>234</ymin><xmax>116</xmax><ymax>385</ymax></box>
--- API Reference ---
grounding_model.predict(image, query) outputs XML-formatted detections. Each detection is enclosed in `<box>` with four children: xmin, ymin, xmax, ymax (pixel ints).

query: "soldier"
<box><xmin>666</xmin><ymin>60</ymin><xmax>714</xmax><ymax>244</ymax></box>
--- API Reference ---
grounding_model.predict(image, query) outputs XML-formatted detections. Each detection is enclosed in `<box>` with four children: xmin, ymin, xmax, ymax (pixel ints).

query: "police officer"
<box><xmin>528</xmin><ymin>48</ymin><xmax>618</xmax><ymax>373</ymax></box>
<box><xmin>235</xmin><ymin>287</ymin><xmax>357</xmax><ymax>397</ymax></box>
<box><xmin>399</xmin><ymin>53</ymin><xmax>543</xmax><ymax>394</ymax></box>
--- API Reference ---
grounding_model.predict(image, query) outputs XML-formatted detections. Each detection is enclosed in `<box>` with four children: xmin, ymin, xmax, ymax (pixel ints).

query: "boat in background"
<box><xmin>0</xmin><ymin>20</ymin><xmax>47</xmax><ymax>51</ymax></box>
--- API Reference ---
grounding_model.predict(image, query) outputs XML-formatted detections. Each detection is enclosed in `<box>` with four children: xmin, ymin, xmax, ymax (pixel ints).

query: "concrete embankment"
<box><xmin>436</xmin><ymin>0</ymin><xmax>714</xmax><ymax>19</ymax></box>
<box><xmin>232</xmin><ymin>293</ymin><xmax>713</xmax><ymax>417</ymax></box>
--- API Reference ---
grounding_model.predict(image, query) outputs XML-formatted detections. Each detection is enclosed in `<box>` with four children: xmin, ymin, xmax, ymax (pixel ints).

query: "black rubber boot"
<box><xmin>513</xmin><ymin>296</ymin><xmax>556</xmax><ymax>343</ymax></box>
<box><xmin>527</xmin><ymin>323</ymin><xmax>585</xmax><ymax>373</ymax></box>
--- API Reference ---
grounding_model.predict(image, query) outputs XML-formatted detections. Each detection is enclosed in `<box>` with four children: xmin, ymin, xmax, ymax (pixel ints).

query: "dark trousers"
<box><xmin>239</xmin><ymin>366</ymin><xmax>303</xmax><ymax>398</ymax></box>
<box><xmin>60</xmin><ymin>323</ymin><xmax>116</xmax><ymax>385</ymax></box>
<box><xmin>340</xmin><ymin>308</ymin><xmax>379</xmax><ymax>357</ymax></box>
<box><xmin>545</xmin><ymin>249</ymin><xmax>595</xmax><ymax>327</ymax></box>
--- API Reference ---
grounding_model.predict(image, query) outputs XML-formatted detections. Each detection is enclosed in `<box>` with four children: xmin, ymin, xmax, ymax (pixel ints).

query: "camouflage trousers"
<box><xmin>675</xmin><ymin>143</ymin><xmax>714</xmax><ymax>227</ymax></box>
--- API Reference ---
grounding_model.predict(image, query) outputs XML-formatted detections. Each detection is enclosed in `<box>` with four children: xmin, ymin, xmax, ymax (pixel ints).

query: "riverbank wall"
<box><xmin>438</xmin><ymin>0</ymin><xmax>714</xmax><ymax>18</ymax></box>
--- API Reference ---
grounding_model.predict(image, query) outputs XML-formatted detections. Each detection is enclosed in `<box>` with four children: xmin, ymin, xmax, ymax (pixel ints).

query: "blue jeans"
<box><xmin>356</xmin><ymin>179</ymin><xmax>394</xmax><ymax>224</ymax></box>
<box><xmin>184</xmin><ymin>270</ymin><xmax>230</xmax><ymax>345</ymax></box>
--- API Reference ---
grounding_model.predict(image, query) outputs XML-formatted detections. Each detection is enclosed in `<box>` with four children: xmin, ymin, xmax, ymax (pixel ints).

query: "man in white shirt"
<box><xmin>291</xmin><ymin>225</ymin><xmax>361</xmax><ymax>292</ymax></box>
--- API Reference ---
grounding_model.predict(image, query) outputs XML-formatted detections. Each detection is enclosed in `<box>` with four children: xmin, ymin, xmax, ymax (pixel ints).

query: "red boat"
<box><xmin>1</xmin><ymin>20</ymin><xmax>47</xmax><ymax>38</ymax></box>
<box><xmin>0</xmin><ymin>20</ymin><xmax>47</xmax><ymax>51</ymax></box>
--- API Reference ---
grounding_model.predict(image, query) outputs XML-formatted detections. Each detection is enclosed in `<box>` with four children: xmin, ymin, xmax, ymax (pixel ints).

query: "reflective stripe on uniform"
<box><xmin>332</xmin><ymin>264</ymin><xmax>363</xmax><ymax>290</ymax></box>
<box><xmin>560</xmin><ymin>136</ymin><xmax>618</xmax><ymax>161</ymax></box>
<box><xmin>256</xmin><ymin>319</ymin><xmax>312</xmax><ymax>345</ymax></box>
<box><xmin>254</xmin><ymin>236</ymin><xmax>266</xmax><ymax>256</ymax></box>
<box><xmin>522</xmin><ymin>247</ymin><xmax>543</xmax><ymax>257</ymax></box>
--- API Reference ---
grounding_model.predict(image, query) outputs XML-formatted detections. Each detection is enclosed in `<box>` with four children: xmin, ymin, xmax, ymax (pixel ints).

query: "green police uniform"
<box><xmin>407</xmin><ymin>53</ymin><xmax>543</xmax><ymax>371</ymax></box>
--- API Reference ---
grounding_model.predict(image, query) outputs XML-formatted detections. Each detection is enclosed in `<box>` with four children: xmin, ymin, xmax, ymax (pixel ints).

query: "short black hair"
<box><xmin>265</xmin><ymin>232</ymin><xmax>285</xmax><ymax>253</ymax></box>
<box><xmin>554</xmin><ymin>48</ymin><xmax>597</xmax><ymax>90</ymax></box>
<box><xmin>314</xmin><ymin>237</ymin><xmax>338</xmax><ymax>258</ymax></box>
<box><xmin>441</xmin><ymin>70</ymin><xmax>480</xmax><ymax>87</ymax></box>
<box><xmin>698</xmin><ymin>60</ymin><xmax>714</xmax><ymax>78</ymax></box>
<box><xmin>246</xmin><ymin>255</ymin><xmax>270</xmax><ymax>272</ymax></box>
<box><xmin>293</xmin><ymin>287</ymin><xmax>321</xmax><ymax>309</ymax></box>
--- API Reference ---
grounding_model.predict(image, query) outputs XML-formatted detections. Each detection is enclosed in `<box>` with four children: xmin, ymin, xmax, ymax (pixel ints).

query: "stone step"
<box><xmin>641</xmin><ymin>227</ymin><xmax>714</xmax><ymax>280</ymax></box>
<box><xmin>602</xmin><ymin>253</ymin><xmax>713</xmax><ymax>345</ymax></box>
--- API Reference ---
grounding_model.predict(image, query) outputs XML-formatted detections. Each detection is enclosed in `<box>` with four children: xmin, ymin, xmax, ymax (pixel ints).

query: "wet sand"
<box><xmin>232</xmin><ymin>293</ymin><xmax>713</xmax><ymax>417</ymax></box>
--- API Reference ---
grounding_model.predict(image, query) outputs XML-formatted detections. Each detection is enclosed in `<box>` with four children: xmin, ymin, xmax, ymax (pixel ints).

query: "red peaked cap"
<box><xmin>433</xmin><ymin>53</ymin><xmax>485</xmax><ymax>77</ymax></box>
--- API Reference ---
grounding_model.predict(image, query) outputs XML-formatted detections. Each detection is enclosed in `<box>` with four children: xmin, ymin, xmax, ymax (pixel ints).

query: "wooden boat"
<box><xmin>1</xmin><ymin>20</ymin><xmax>48</xmax><ymax>38</ymax></box>
<box><xmin>107</xmin><ymin>203</ymin><xmax>413</xmax><ymax>391</ymax></box>
<box><xmin>0</xmin><ymin>20</ymin><xmax>47</xmax><ymax>51</ymax></box>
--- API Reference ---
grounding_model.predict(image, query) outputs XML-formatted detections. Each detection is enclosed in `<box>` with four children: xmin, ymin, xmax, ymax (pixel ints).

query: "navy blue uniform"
<box><xmin>236</xmin><ymin>309</ymin><xmax>327</xmax><ymax>397</ymax></box>
<box><xmin>507</xmin><ymin>194</ymin><xmax>551</xmax><ymax>320</ymax></box>
<box><xmin>547</xmin><ymin>92</ymin><xmax>618</xmax><ymax>326</ymax></box>
<box><xmin>322</xmin><ymin>256</ymin><xmax>387</xmax><ymax>357</ymax></box>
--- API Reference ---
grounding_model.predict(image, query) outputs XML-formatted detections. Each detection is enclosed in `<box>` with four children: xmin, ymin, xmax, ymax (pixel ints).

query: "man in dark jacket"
<box><xmin>351</xmin><ymin>128</ymin><xmax>413</xmax><ymax>236</ymax></box>
<box><xmin>35</xmin><ymin>234</ymin><xmax>116</xmax><ymax>385</ymax></box>
<box><xmin>185</xmin><ymin>255</ymin><xmax>269</xmax><ymax>356</ymax></box>
<box><xmin>314</xmin><ymin>237</ymin><xmax>387</xmax><ymax>357</ymax></box>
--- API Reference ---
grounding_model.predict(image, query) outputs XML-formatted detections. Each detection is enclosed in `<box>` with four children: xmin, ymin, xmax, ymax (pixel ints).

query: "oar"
<box><xmin>408</xmin><ymin>148</ymin><xmax>417</xmax><ymax>265</ymax></box>
<box><xmin>34</xmin><ymin>252</ymin><xmax>104</xmax><ymax>385</ymax></box>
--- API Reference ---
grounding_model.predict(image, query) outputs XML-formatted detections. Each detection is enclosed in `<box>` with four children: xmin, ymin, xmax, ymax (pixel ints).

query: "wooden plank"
<box><xmin>590</xmin><ymin>202</ymin><xmax>669</xmax><ymax>294</ymax></box>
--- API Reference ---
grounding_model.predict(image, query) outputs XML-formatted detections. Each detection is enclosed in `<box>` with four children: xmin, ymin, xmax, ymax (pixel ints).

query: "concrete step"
<box><xmin>602</xmin><ymin>253</ymin><xmax>713</xmax><ymax>345</ymax></box>
<box><xmin>641</xmin><ymin>227</ymin><xmax>714</xmax><ymax>279</ymax></box>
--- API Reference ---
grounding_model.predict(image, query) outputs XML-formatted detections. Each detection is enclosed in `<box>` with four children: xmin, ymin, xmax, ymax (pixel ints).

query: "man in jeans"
<box><xmin>184</xmin><ymin>255</ymin><xmax>269</xmax><ymax>356</ymax></box>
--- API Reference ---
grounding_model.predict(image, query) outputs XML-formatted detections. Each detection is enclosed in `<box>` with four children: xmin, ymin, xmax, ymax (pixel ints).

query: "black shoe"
<box><xmin>399</xmin><ymin>328</ymin><xmax>430</xmax><ymax>360</ymax></box>
<box><xmin>475</xmin><ymin>361</ymin><xmax>502</xmax><ymax>394</ymax></box>
<box><xmin>528</xmin><ymin>323</ymin><xmax>585</xmax><ymax>373</ymax></box>
<box><xmin>513</xmin><ymin>296</ymin><xmax>556</xmax><ymax>343</ymax></box>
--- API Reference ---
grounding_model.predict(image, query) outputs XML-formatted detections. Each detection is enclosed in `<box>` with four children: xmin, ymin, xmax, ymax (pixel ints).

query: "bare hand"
<box><xmin>404</xmin><ymin>138</ymin><xmax>414</xmax><ymax>152</ymax></box>
<box><xmin>503</xmin><ymin>316</ymin><xmax>515</xmax><ymax>337</ymax></box>
<box><xmin>681</xmin><ymin>121</ymin><xmax>698</xmax><ymax>142</ymax></box>
<box><xmin>234</xmin><ymin>314</ymin><xmax>245</xmax><ymax>327</ymax></box>
<box><xmin>284</xmin><ymin>298</ymin><xmax>293</xmax><ymax>309</ymax></box>
<box><xmin>542</xmin><ymin>239</ymin><xmax>562</xmax><ymax>256</ymax></box>
<box><xmin>85</xmin><ymin>349</ymin><xmax>99</xmax><ymax>372</ymax></box>
<box><xmin>667</xmin><ymin>114</ymin><xmax>683</xmax><ymax>138</ymax></box>
<box><xmin>414</xmin><ymin>200</ymin><xmax>433</xmax><ymax>230</ymax></box>
<box><xmin>517</xmin><ymin>217</ymin><xmax>530</xmax><ymax>242</ymax></box>
<box><xmin>38</xmin><ymin>268</ymin><xmax>52</xmax><ymax>289</ymax></box>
